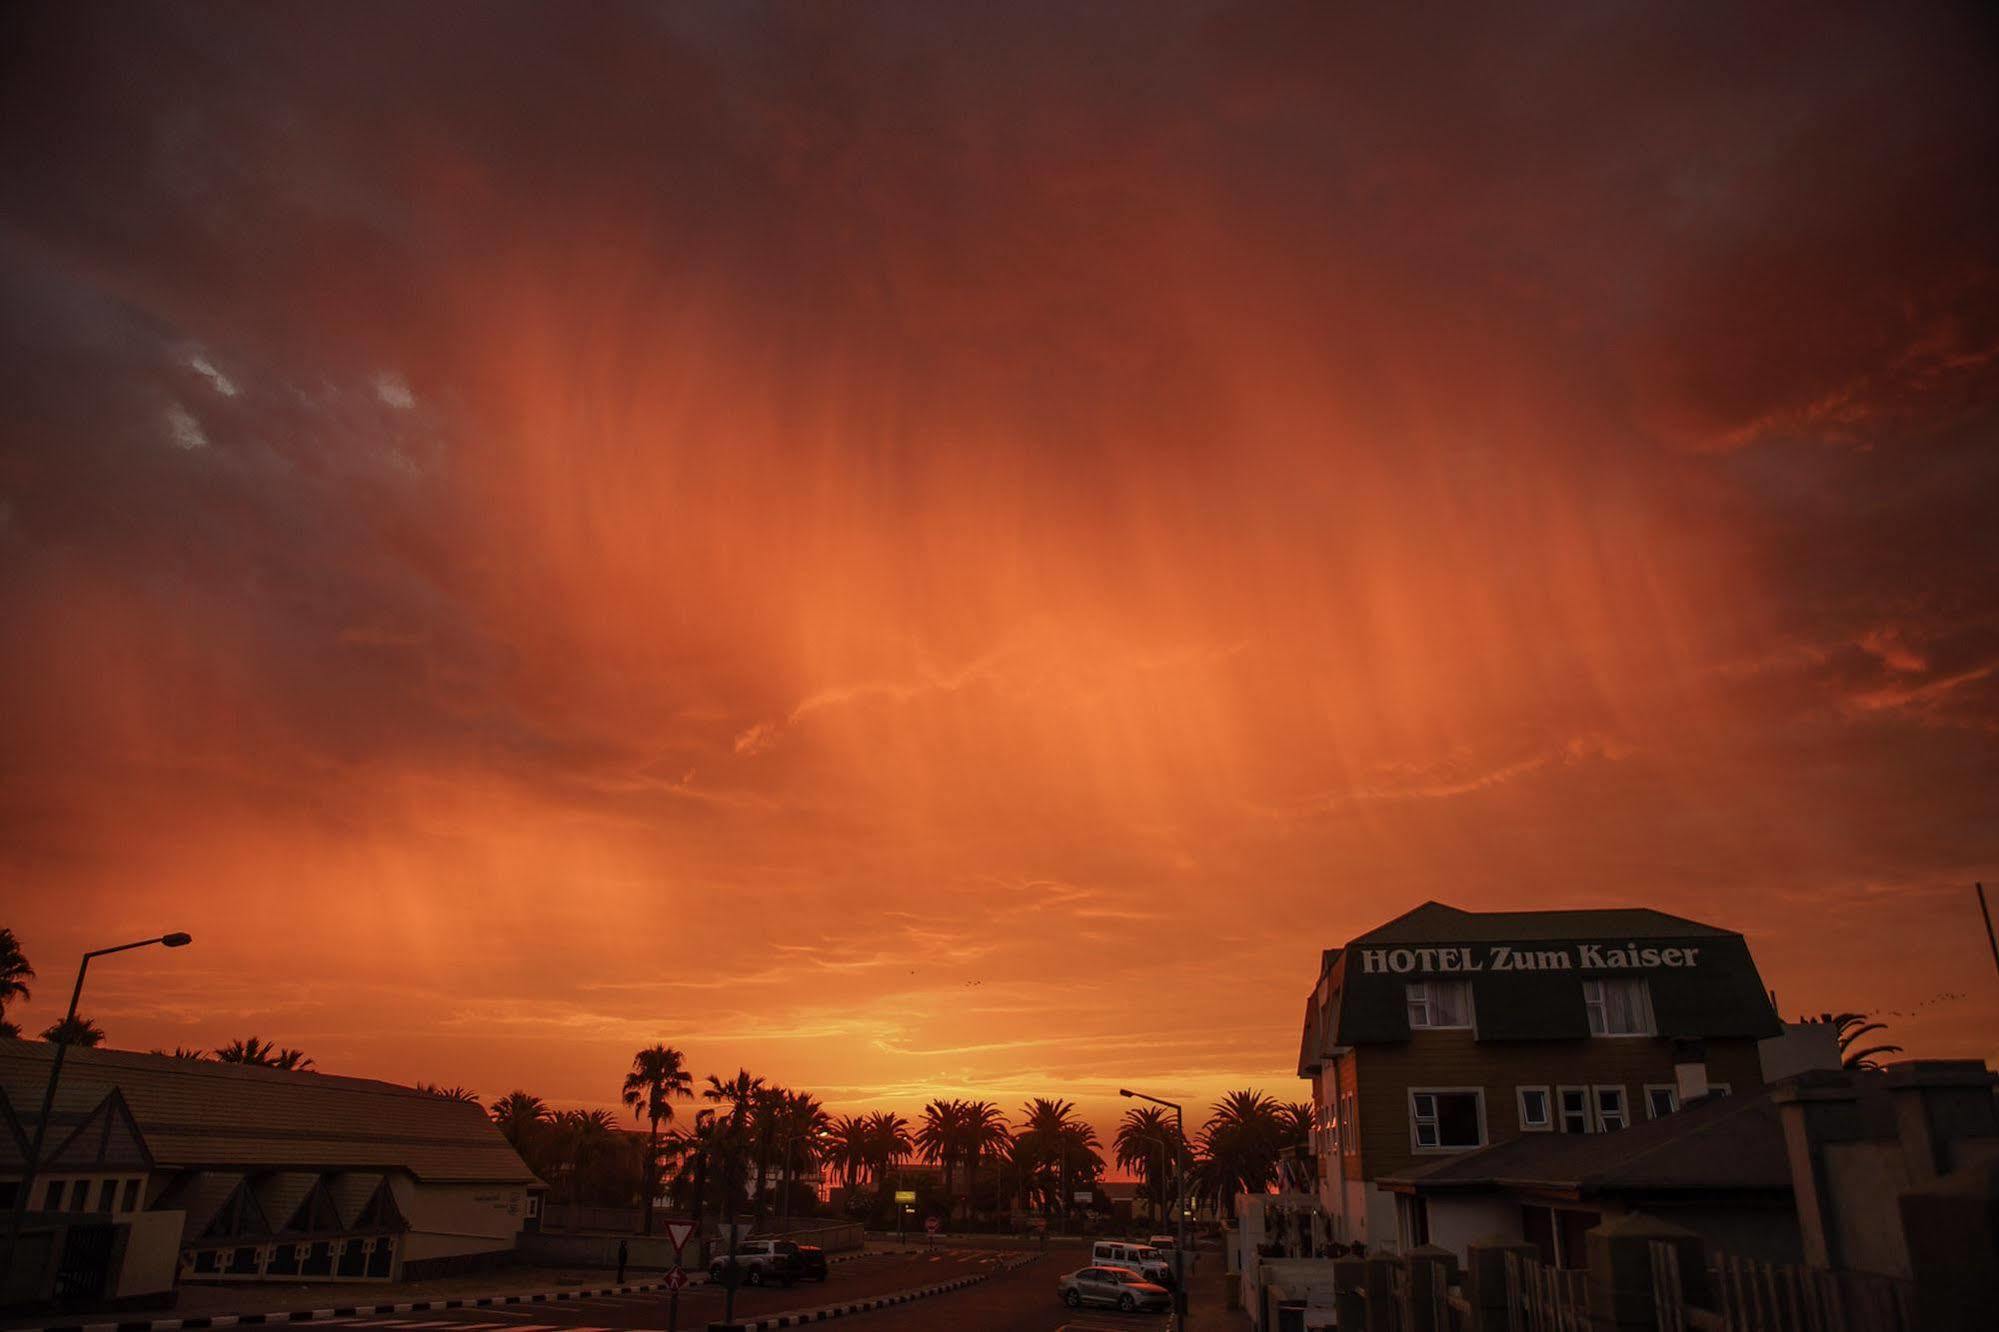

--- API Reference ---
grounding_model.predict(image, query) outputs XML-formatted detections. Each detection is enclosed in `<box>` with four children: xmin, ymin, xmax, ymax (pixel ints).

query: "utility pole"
<box><xmin>1978</xmin><ymin>883</ymin><xmax>1999</xmax><ymax>981</ymax></box>
<box><xmin>1121</xmin><ymin>1088</ymin><xmax>1189</xmax><ymax>1328</ymax></box>
<box><xmin>3</xmin><ymin>934</ymin><xmax>191</xmax><ymax>1280</ymax></box>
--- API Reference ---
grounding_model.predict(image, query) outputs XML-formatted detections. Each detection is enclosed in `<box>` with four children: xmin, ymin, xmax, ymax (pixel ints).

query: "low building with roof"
<box><xmin>1376</xmin><ymin>1081</ymin><xmax>1799</xmax><ymax>1266</ymax></box>
<box><xmin>1</xmin><ymin>1041</ymin><xmax>543</xmax><ymax>1304</ymax></box>
<box><xmin>1297</xmin><ymin>901</ymin><xmax>1786</xmax><ymax>1250</ymax></box>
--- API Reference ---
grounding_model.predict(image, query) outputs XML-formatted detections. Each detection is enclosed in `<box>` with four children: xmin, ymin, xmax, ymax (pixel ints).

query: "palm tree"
<box><xmin>41</xmin><ymin>1014</ymin><xmax>105</xmax><ymax>1047</ymax></box>
<box><xmin>864</xmin><ymin>1111</ymin><xmax>913</xmax><ymax>1204</ymax></box>
<box><xmin>622</xmin><ymin>1044</ymin><xmax>693</xmax><ymax>1235</ymax></box>
<box><xmin>960</xmin><ymin>1100</ymin><xmax>1011</xmax><ymax>1224</ymax></box>
<box><xmin>214</xmin><ymin>1035</ymin><xmax>279</xmax><ymax>1065</ymax></box>
<box><xmin>1015</xmin><ymin>1099</ymin><xmax>1098</xmax><ymax>1225</ymax></box>
<box><xmin>417</xmin><ymin>1083</ymin><xmax>481</xmax><ymax>1103</ymax></box>
<box><xmin>1192</xmin><ymin>1089</ymin><xmax>1284</xmax><ymax>1217</ymax></box>
<box><xmin>775</xmin><ymin>1090</ymin><xmax>832</xmax><ymax>1223</ymax></box>
<box><xmin>666</xmin><ymin>1108</ymin><xmax>722</xmax><ymax>1227</ymax></box>
<box><xmin>703</xmin><ymin>1070</ymin><xmax>765</xmax><ymax>1219</ymax></box>
<box><xmin>825</xmin><ymin>1114</ymin><xmax>871</xmax><ymax>1193</ymax></box>
<box><xmin>1115</xmin><ymin>1105</ymin><xmax>1177</xmax><ymax>1221</ymax></box>
<box><xmin>489</xmin><ymin>1090</ymin><xmax>552</xmax><ymax>1152</ymax></box>
<box><xmin>554</xmin><ymin>1108</ymin><xmax>620</xmax><ymax>1204</ymax></box>
<box><xmin>1278</xmin><ymin>1101</ymin><xmax>1315</xmax><ymax>1190</ymax></box>
<box><xmin>916</xmin><ymin>1099</ymin><xmax>966</xmax><ymax>1206</ymax></box>
<box><xmin>272</xmin><ymin>1047</ymin><xmax>314</xmax><ymax>1071</ymax></box>
<box><xmin>0</xmin><ymin>927</ymin><xmax>32</xmax><ymax>1014</ymax></box>
<box><xmin>748</xmin><ymin>1085</ymin><xmax>792</xmax><ymax>1226</ymax></box>
<box><xmin>1816</xmin><ymin>1011</ymin><xmax>1906</xmax><ymax>1071</ymax></box>
<box><xmin>150</xmin><ymin>1046</ymin><xmax>209</xmax><ymax>1060</ymax></box>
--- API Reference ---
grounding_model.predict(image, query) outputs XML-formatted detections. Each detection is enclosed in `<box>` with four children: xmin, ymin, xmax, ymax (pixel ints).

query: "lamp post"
<box><xmin>1120</xmin><ymin>1088</ymin><xmax>1188</xmax><ymax>1323</ymax></box>
<box><xmin>3</xmin><ymin>933</ymin><xmax>192</xmax><ymax>1276</ymax></box>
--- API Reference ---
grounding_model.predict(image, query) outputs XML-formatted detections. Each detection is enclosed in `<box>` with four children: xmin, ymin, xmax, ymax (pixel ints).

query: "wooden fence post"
<box><xmin>1584</xmin><ymin>1213</ymin><xmax>1708</xmax><ymax>1331</ymax></box>
<box><xmin>1363</xmin><ymin>1253</ymin><xmax>1400</xmax><ymax>1332</ymax></box>
<box><xmin>1403</xmin><ymin>1244</ymin><xmax>1460</xmax><ymax>1332</ymax></box>
<box><xmin>1466</xmin><ymin>1243</ymin><xmax>1540</xmax><ymax>1332</ymax></box>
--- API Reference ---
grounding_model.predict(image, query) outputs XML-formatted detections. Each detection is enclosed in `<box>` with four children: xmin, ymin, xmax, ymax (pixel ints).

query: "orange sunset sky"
<box><xmin>2</xmin><ymin>2</ymin><xmax>1996</xmax><ymax>1143</ymax></box>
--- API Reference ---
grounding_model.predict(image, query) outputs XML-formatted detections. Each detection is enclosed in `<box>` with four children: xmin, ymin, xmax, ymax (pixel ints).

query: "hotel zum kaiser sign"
<box><xmin>1358</xmin><ymin>942</ymin><xmax>1705</xmax><ymax>974</ymax></box>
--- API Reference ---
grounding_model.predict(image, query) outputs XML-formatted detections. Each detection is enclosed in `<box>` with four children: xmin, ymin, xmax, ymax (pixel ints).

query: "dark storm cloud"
<box><xmin>2</xmin><ymin>0</ymin><xmax>1995</xmax><ymax>1098</ymax></box>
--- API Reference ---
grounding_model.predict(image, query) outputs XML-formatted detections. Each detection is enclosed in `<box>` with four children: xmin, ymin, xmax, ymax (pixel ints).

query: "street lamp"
<box><xmin>3</xmin><ymin>933</ymin><xmax>193</xmax><ymax>1272</ymax></box>
<box><xmin>1120</xmin><ymin>1088</ymin><xmax>1188</xmax><ymax>1322</ymax></box>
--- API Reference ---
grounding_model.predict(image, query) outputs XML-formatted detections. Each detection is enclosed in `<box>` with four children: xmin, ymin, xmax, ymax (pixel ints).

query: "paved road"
<box><xmin>837</xmin><ymin>1247</ymin><xmax>1179</xmax><ymax>1332</ymax></box>
<box><xmin>206</xmin><ymin>1249</ymin><xmax>1056</xmax><ymax>1332</ymax></box>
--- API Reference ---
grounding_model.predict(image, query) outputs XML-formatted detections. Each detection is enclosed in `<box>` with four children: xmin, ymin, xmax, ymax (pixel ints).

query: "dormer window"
<box><xmin>1406</xmin><ymin>980</ymin><xmax>1474</xmax><ymax>1029</ymax></box>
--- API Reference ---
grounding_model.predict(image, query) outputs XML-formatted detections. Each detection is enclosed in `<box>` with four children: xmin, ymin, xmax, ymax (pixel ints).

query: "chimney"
<box><xmin>1672</xmin><ymin>1038</ymin><xmax>1710</xmax><ymax>1105</ymax></box>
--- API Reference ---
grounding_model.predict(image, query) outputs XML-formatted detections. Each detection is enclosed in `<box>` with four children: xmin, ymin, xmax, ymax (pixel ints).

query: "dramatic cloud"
<box><xmin>2</xmin><ymin>1</ymin><xmax>1995</xmax><ymax>1130</ymax></box>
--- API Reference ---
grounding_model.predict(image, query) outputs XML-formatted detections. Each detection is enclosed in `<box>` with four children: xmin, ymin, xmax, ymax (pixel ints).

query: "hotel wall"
<box><xmin>1351</xmin><ymin>1032</ymin><xmax>1766</xmax><ymax>1181</ymax></box>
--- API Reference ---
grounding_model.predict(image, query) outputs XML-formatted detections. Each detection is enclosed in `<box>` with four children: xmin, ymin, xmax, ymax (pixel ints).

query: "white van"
<box><xmin>1091</xmin><ymin>1240</ymin><xmax>1173</xmax><ymax>1285</ymax></box>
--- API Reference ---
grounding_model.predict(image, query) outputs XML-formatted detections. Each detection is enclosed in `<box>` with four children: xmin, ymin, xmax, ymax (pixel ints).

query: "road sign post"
<box><xmin>663</xmin><ymin>1265</ymin><xmax>686</xmax><ymax>1332</ymax></box>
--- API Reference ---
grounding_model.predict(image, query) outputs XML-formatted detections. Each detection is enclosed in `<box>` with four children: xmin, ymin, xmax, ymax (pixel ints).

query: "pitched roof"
<box><xmin>1377</xmin><ymin>1088</ymin><xmax>1799</xmax><ymax>1198</ymax></box>
<box><xmin>0</xmin><ymin>1042</ymin><xmax>536</xmax><ymax>1184</ymax></box>
<box><xmin>1354</xmin><ymin>901</ymin><xmax>1738</xmax><ymax>945</ymax></box>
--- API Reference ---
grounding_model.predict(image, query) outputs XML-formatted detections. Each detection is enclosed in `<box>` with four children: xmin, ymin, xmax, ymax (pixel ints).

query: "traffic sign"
<box><xmin>664</xmin><ymin>1266</ymin><xmax>687</xmax><ymax>1291</ymax></box>
<box><xmin>924</xmin><ymin>1216</ymin><xmax>940</xmax><ymax>1235</ymax></box>
<box><xmin>893</xmin><ymin>1189</ymin><xmax>916</xmax><ymax>1203</ymax></box>
<box><xmin>664</xmin><ymin>1221</ymin><xmax>697</xmax><ymax>1255</ymax></box>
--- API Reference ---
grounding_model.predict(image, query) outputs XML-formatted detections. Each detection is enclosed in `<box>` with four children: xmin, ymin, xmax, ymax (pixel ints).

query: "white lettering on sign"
<box><xmin>1358</xmin><ymin>944</ymin><xmax>1700</xmax><ymax>974</ymax></box>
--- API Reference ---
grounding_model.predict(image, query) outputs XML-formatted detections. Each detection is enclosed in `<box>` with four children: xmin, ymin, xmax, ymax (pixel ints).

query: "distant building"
<box><xmin>1296</xmin><ymin>901</ymin><xmax>1784</xmax><ymax>1250</ymax></box>
<box><xmin>0</xmin><ymin>1043</ymin><xmax>543</xmax><ymax>1299</ymax></box>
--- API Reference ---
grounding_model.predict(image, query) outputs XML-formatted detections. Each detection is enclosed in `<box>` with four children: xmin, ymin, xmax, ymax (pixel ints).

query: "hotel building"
<box><xmin>1296</xmin><ymin>901</ymin><xmax>1783</xmax><ymax>1250</ymax></box>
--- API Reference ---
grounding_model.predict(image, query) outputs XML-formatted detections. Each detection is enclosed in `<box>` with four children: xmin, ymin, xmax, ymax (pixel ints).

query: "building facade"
<box><xmin>1297</xmin><ymin>902</ymin><xmax>1782</xmax><ymax>1250</ymax></box>
<box><xmin>1</xmin><ymin>1043</ymin><xmax>544</xmax><ymax>1301</ymax></box>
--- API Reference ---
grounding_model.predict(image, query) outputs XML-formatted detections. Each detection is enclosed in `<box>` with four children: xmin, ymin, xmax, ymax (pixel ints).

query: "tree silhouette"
<box><xmin>490</xmin><ymin>1090</ymin><xmax>552</xmax><ymax>1152</ymax></box>
<box><xmin>1813</xmin><ymin>1011</ymin><xmax>1906</xmax><ymax>1071</ymax></box>
<box><xmin>622</xmin><ymin>1044</ymin><xmax>693</xmax><ymax>1234</ymax></box>
<box><xmin>41</xmin><ymin>1014</ymin><xmax>106</xmax><ymax>1047</ymax></box>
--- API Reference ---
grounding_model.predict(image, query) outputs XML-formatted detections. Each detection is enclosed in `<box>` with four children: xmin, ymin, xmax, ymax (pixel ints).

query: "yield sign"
<box><xmin>664</xmin><ymin>1266</ymin><xmax>687</xmax><ymax>1291</ymax></box>
<box><xmin>664</xmin><ymin>1221</ymin><xmax>698</xmax><ymax>1255</ymax></box>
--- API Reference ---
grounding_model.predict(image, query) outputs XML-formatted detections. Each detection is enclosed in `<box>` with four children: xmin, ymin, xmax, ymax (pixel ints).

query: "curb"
<box><xmin>705</xmin><ymin>1254</ymin><xmax>1037</xmax><ymax>1331</ymax></box>
<box><xmin>22</xmin><ymin>1247</ymin><xmax>940</xmax><ymax>1332</ymax></box>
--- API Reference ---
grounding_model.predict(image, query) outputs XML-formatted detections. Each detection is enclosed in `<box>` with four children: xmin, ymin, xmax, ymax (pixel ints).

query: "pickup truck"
<box><xmin>709</xmin><ymin>1239</ymin><xmax>801</xmax><ymax>1287</ymax></box>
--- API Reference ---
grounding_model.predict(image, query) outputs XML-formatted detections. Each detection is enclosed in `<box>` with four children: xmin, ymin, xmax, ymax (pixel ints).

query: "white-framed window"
<box><xmin>1410</xmin><ymin>1088</ymin><xmax>1486</xmax><ymax>1152</ymax></box>
<box><xmin>96</xmin><ymin>1179</ymin><xmax>117</xmax><ymax>1212</ymax></box>
<box><xmin>526</xmin><ymin>1193</ymin><xmax>542</xmax><ymax>1219</ymax></box>
<box><xmin>1593</xmin><ymin>1086</ymin><xmax>1629</xmax><ymax>1132</ymax></box>
<box><xmin>1644</xmin><ymin>1085</ymin><xmax>1678</xmax><ymax>1119</ymax></box>
<box><xmin>1583</xmin><ymin>978</ymin><xmax>1656</xmax><ymax>1036</ymax></box>
<box><xmin>1517</xmin><ymin>1086</ymin><xmax>1553</xmax><ymax>1132</ymax></box>
<box><xmin>1406</xmin><ymin>980</ymin><xmax>1475</xmax><ymax>1030</ymax></box>
<box><xmin>1557</xmin><ymin>1086</ymin><xmax>1592</xmax><ymax>1134</ymax></box>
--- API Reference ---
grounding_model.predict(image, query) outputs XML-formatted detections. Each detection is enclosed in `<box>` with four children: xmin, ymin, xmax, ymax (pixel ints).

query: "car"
<box><xmin>792</xmin><ymin>1243</ymin><xmax>829</xmax><ymax>1281</ymax></box>
<box><xmin>708</xmin><ymin>1239</ymin><xmax>801</xmax><ymax>1287</ymax></box>
<box><xmin>1058</xmin><ymin>1264</ymin><xmax>1172</xmax><ymax>1314</ymax></box>
<box><xmin>1091</xmin><ymin>1240</ymin><xmax>1174</xmax><ymax>1286</ymax></box>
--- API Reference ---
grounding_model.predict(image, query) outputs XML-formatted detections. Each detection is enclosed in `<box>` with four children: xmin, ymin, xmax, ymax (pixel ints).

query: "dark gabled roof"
<box><xmin>0</xmin><ymin>1042</ymin><xmax>537</xmax><ymax>1185</ymax></box>
<box><xmin>1378</xmin><ymin>1087</ymin><xmax>1802</xmax><ymax>1198</ymax></box>
<box><xmin>1355</xmin><ymin>901</ymin><xmax>1738</xmax><ymax>945</ymax></box>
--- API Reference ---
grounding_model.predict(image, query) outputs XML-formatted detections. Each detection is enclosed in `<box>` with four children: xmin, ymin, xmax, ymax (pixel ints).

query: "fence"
<box><xmin>1500</xmin><ymin>1252</ymin><xmax>1587</xmax><ymax>1332</ymax></box>
<box><xmin>1277</xmin><ymin>1232</ymin><xmax>1921</xmax><ymax>1332</ymax></box>
<box><xmin>1651</xmin><ymin>1242</ymin><xmax>1918</xmax><ymax>1332</ymax></box>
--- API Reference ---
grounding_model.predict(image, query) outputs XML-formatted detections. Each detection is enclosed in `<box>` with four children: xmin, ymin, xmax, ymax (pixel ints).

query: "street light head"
<box><xmin>1118</xmin><ymin>1089</ymin><xmax>1133</xmax><ymax>1098</ymax></box>
<box><xmin>162</xmin><ymin>932</ymin><xmax>193</xmax><ymax>948</ymax></box>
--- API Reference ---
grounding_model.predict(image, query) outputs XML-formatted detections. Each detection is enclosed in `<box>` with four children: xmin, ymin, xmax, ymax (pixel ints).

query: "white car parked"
<box><xmin>1091</xmin><ymin>1240</ymin><xmax>1174</xmax><ymax>1285</ymax></box>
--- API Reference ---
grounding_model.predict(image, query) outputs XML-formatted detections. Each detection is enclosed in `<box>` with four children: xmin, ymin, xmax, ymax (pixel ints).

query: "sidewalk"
<box><xmin>1180</xmin><ymin>1254</ymin><xmax>1251</xmax><ymax>1332</ymax></box>
<box><xmin>3</xmin><ymin>1250</ymin><xmax>909</xmax><ymax>1332</ymax></box>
